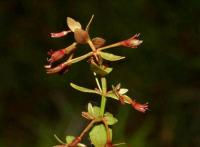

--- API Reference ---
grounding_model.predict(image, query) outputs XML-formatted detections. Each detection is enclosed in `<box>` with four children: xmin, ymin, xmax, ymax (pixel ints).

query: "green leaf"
<box><xmin>87</xmin><ymin>103</ymin><xmax>101</xmax><ymax>118</ymax></box>
<box><xmin>70</xmin><ymin>52</ymin><xmax>92</xmax><ymax>64</ymax></box>
<box><xmin>104</xmin><ymin>112</ymin><xmax>118</xmax><ymax>125</ymax></box>
<box><xmin>70</xmin><ymin>83</ymin><xmax>99</xmax><ymax>94</ymax></box>
<box><xmin>89</xmin><ymin>124</ymin><xmax>112</xmax><ymax>147</ymax></box>
<box><xmin>92</xmin><ymin>106</ymin><xmax>101</xmax><ymax>117</ymax></box>
<box><xmin>104</xmin><ymin>66</ymin><xmax>113</xmax><ymax>74</ymax></box>
<box><xmin>99</xmin><ymin>51</ymin><xmax>125</xmax><ymax>61</ymax></box>
<box><xmin>90</xmin><ymin>63</ymin><xmax>113</xmax><ymax>76</ymax></box>
<box><xmin>66</xmin><ymin>135</ymin><xmax>75</xmax><ymax>144</ymax></box>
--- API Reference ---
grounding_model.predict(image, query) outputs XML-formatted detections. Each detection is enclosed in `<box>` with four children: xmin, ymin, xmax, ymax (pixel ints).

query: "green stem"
<box><xmin>100</xmin><ymin>77</ymin><xmax>107</xmax><ymax>116</ymax></box>
<box><xmin>93</xmin><ymin>72</ymin><xmax>102</xmax><ymax>92</ymax></box>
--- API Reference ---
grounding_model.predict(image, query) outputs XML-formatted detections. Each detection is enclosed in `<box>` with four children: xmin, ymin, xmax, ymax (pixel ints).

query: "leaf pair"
<box><xmin>87</xmin><ymin>103</ymin><xmax>117</xmax><ymax>147</ymax></box>
<box><xmin>70</xmin><ymin>83</ymin><xmax>132</xmax><ymax>104</ymax></box>
<box><xmin>87</xmin><ymin>103</ymin><xmax>118</xmax><ymax>125</ymax></box>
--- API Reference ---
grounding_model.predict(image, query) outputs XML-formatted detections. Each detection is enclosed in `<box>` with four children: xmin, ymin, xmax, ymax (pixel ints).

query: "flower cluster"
<box><xmin>44</xmin><ymin>16</ymin><xmax>143</xmax><ymax>75</ymax></box>
<box><xmin>45</xmin><ymin>15</ymin><xmax>149</xmax><ymax>147</ymax></box>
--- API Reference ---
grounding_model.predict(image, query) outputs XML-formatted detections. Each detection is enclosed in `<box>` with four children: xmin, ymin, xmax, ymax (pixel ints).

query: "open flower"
<box><xmin>121</xmin><ymin>33</ymin><xmax>143</xmax><ymax>48</ymax></box>
<box><xmin>131</xmin><ymin>101</ymin><xmax>149</xmax><ymax>113</ymax></box>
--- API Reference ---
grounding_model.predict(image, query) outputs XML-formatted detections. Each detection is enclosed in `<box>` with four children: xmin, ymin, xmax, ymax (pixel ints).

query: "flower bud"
<box><xmin>47</xmin><ymin>49</ymin><xmax>65</xmax><ymax>64</ymax></box>
<box><xmin>74</xmin><ymin>29</ymin><xmax>89</xmax><ymax>44</ymax></box>
<box><xmin>45</xmin><ymin>62</ymin><xmax>70</xmax><ymax>74</ymax></box>
<box><xmin>50</xmin><ymin>30</ymin><xmax>71</xmax><ymax>38</ymax></box>
<box><xmin>92</xmin><ymin>37</ymin><xmax>106</xmax><ymax>48</ymax></box>
<box><xmin>121</xmin><ymin>33</ymin><xmax>143</xmax><ymax>48</ymax></box>
<box><xmin>131</xmin><ymin>101</ymin><xmax>148</xmax><ymax>113</ymax></box>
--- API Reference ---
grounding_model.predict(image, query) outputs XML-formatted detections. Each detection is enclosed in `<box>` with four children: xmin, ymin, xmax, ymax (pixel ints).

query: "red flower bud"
<box><xmin>121</xmin><ymin>33</ymin><xmax>143</xmax><ymax>48</ymax></box>
<box><xmin>47</xmin><ymin>49</ymin><xmax>65</xmax><ymax>64</ymax></box>
<box><xmin>50</xmin><ymin>30</ymin><xmax>71</xmax><ymax>38</ymax></box>
<box><xmin>45</xmin><ymin>62</ymin><xmax>70</xmax><ymax>74</ymax></box>
<box><xmin>131</xmin><ymin>101</ymin><xmax>148</xmax><ymax>113</ymax></box>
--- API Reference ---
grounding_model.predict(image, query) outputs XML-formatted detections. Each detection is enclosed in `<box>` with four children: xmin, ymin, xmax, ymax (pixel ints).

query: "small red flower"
<box><xmin>131</xmin><ymin>101</ymin><xmax>148</xmax><ymax>113</ymax></box>
<box><xmin>47</xmin><ymin>49</ymin><xmax>66</xmax><ymax>64</ymax></box>
<box><xmin>50</xmin><ymin>30</ymin><xmax>71</xmax><ymax>38</ymax></box>
<box><xmin>121</xmin><ymin>33</ymin><xmax>143</xmax><ymax>48</ymax></box>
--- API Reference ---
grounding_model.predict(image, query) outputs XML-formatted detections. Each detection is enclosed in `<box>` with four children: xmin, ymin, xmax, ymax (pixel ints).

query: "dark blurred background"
<box><xmin>0</xmin><ymin>0</ymin><xmax>200</xmax><ymax>147</ymax></box>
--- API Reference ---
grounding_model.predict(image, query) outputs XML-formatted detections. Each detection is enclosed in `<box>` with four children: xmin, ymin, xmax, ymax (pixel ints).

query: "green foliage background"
<box><xmin>0</xmin><ymin>0</ymin><xmax>200</xmax><ymax>146</ymax></box>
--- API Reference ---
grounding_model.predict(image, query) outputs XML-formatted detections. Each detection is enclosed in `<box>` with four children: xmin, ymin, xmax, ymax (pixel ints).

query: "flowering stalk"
<box><xmin>45</xmin><ymin>15</ymin><xmax>149</xmax><ymax>147</ymax></box>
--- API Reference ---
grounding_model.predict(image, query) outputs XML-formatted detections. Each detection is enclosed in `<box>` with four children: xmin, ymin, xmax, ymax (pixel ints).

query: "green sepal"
<box><xmin>99</xmin><ymin>51</ymin><xmax>125</xmax><ymax>61</ymax></box>
<box><xmin>70</xmin><ymin>83</ymin><xmax>99</xmax><ymax>94</ymax></box>
<box><xmin>89</xmin><ymin>124</ymin><xmax>112</xmax><ymax>147</ymax></box>
<box><xmin>104</xmin><ymin>112</ymin><xmax>118</xmax><ymax>125</ymax></box>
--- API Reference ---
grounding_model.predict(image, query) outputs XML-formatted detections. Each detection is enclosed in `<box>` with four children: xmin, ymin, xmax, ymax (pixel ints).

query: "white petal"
<box><xmin>119</xmin><ymin>88</ymin><xmax>128</xmax><ymax>94</ymax></box>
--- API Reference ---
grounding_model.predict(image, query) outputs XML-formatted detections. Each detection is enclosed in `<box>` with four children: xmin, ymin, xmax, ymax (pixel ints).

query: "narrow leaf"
<box><xmin>70</xmin><ymin>83</ymin><xmax>99</xmax><ymax>94</ymax></box>
<box><xmin>99</xmin><ymin>51</ymin><xmax>125</xmax><ymax>61</ymax></box>
<box><xmin>70</xmin><ymin>52</ymin><xmax>92</xmax><ymax>64</ymax></box>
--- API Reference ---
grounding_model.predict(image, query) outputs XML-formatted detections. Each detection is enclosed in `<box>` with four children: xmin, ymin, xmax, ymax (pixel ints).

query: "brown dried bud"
<box><xmin>74</xmin><ymin>29</ymin><xmax>89</xmax><ymax>44</ymax></box>
<box><xmin>92</xmin><ymin>37</ymin><xmax>106</xmax><ymax>48</ymax></box>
